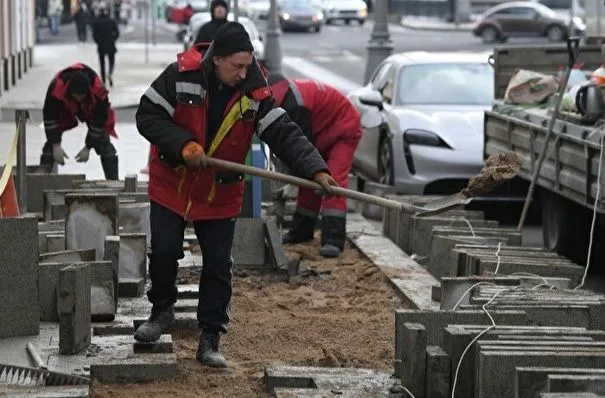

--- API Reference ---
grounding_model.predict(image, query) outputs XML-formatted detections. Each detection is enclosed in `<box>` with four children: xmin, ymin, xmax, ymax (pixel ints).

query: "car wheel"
<box><xmin>378</xmin><ymin>136</ymin><xmax>394</xmax><ymax>186</ymax></box>
<box><xmin>325</xmin><ymin>18</ymin><xmax>332</xmax><ymax>25</ymax></box>
<box><xmin>358</xmin><ymin>19</ymin><xmax>365</xmax><ymax>26</ymax></box>
<box><xmin>547</xmin><ymin>25</ymin><xmax>565</xmax><ymax>43</ymax></box>
<box><xmin>314</xmin><ymin>25</ymin><xmax>321</xmax><ymax>32</ymax></box>
<box><xmin>345</xmin><ymin>19</ymin><xmax>351</xmax><ymax>25</ymax></box>
<box><xmin>481</xmin><ymin>26</ymin><xmax>499</xmax><ymax>44</ymax></box>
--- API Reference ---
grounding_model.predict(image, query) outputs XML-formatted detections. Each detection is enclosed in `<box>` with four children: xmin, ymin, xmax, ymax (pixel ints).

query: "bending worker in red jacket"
<box><xmin>134</xmin><ymin>22</ymin><xmax>337</xmax><ymax>368</ymax></box>
<box><xmin>267</xmin><ymin>73</ymin><xmax>362</xmax><ymax>258</ymax></box>
<box><xmin>41</xmin><ymin>63</ymin><xmax>119</xmax><ymax>179</ymax></box>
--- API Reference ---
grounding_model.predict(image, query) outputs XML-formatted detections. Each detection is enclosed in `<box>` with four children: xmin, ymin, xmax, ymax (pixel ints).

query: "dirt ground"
<box><xmin>91</xmin><ymin>235</ymin><xmax>407</xmax><ymax>398</ymax></box>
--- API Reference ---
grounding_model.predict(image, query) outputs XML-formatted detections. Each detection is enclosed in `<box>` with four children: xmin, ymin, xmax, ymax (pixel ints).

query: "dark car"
<box><xmin>471</xmin><ymin>1</ymin><xmax>585</xmax><ymax>43</ymax></box>
<box><xmin>279</xmin><ymin>0</ymin><xmax>323</xmax><ymax>32</ymax></box>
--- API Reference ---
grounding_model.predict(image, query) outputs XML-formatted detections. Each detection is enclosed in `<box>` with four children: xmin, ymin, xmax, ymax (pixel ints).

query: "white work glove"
<box><xmin>52</xmin><ymin>144</ymin><xmax>69</xmax><ymax>166</ymax></box>
<box><xmin>75</xmin><ymin>146</ymin><xmax>91</xmax><ymax>163</ymax></box>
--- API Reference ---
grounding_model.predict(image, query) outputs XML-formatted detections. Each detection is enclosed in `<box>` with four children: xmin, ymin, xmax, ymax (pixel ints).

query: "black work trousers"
<box><xmin>147</xmin><ymin>201</ymin><xmax>237</xmax><ymax>334</ymax></box>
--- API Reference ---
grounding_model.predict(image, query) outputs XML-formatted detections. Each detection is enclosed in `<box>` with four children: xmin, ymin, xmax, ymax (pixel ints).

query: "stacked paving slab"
<box><xmin>0</xmin><ymin>168</ymin><xmax>294</xmax><ymax>397</ymax></box>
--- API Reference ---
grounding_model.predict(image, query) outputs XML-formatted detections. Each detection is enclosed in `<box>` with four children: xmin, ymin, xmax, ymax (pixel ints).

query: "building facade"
<box><xmin>0</xmin><ymin>0</ymin><xmax>36</xmax><ymax>98</ymax></box>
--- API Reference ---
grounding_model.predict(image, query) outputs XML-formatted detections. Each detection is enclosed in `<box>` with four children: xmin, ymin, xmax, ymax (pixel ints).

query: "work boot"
<box><xmin>282</xmin><ymin>211</ymin><xmax>316</xmax><ymax>244</ymax></box>
<box><xmin>320</xmin><ymin>214</ymin><xmax>346</xmax><ymax>258</ymax></box>
<box><xmin>196</xmin><ymin>331</ymin><xmax>227</xmax><ymax>368</ymax></box>
<box><xmin>320</xmin><ymin>244</ymin><xmax>341</xmax><ymax>258</ymax></box>
<box><xmin>133</xmin><ymin>305</ymin><xmax>175</xmax><ymax>342</ymax></box>
<box><xmin>101</xmin><ymin>155</ymin><xmax>119</xmax><ymax>180</ymax></box>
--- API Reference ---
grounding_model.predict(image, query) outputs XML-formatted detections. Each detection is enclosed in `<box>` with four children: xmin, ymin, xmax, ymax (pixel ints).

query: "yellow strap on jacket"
<box><xmin>207</xmin><ymin>95</ymin><xmax>252</xmax><ymax>157</ymax></box>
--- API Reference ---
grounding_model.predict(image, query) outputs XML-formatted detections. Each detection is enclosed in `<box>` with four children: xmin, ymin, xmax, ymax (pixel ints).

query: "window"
<box><xmin>491</xmin><ymin>6</ymin><xmax>537</xmax><ymax>17</ymax></box>
<box><xmin>539</xmin><ymin>0</ymin><xmax>571</xmax><ymax>9</ymax></box>
<box><xmin>371</xmin><ymin>62</ymin><xmax>392</xmax><ymax>90</ymax></box>
<box><xmin>397</xmin><ymin>63</ymin><xmax>494</xmax><ymax>106</ymax></box>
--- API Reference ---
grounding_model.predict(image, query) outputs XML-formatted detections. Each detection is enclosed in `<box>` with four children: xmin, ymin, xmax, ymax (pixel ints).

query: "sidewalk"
<box><xmin>0</xmin><ymin>41</ymin><xmax>184</xmax><ymax>113</ymax></box>
<box><xmin>400</xmin><ymin>16</ymin><xmax>475</xmax><ymax>32</ymax></box>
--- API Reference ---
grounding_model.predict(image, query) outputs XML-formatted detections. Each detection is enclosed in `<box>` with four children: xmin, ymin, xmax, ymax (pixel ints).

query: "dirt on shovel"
<box><xmin>461</xmin><ymin>151</ymin><xmax>523</xmax><ymax>198</ymax></box>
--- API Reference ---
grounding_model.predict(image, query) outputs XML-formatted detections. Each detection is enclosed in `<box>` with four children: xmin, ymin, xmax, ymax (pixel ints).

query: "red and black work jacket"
<box><xmin>42</xmin><ymin>63</ymin><xmax>117</xmax><ymax>144</ymax></box>
<box><xmin>270</xmin><ymin>78</ymin><xmax>362</xmax><ymax>154</ymax></box>
<box><xmin>136</xmin><ymin>43</ymin><xmax>328</xmax><ymax>221</ymax></box>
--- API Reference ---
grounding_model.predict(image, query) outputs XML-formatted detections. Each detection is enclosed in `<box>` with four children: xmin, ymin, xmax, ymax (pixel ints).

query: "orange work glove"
<box><xmin>181</xmin><ymin>141</ymin><xmax>208</xmax><ymax>168</ymax></box>
<box><xmin>313</xmin><ymin>171</ymin><xmax>338</xmax><ymax>195</ymax></box>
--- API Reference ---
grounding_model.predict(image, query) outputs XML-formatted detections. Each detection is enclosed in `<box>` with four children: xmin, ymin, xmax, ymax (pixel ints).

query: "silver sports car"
<box><xmin>347</xmin><ymin>51</ymin><xmax>494</xmax><ymax>195</ymax></box>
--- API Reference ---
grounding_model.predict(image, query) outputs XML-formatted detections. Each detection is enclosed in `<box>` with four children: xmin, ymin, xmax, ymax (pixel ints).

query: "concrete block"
<box><xmin>133</xmin><ymin>334</ymin><xmax>173</xmax><ymax>354</ymax></box>
<box><xmin>1</xmin><ymin>386</ymin><xmax>90</xmax><ymax>397</ymax></box>
<box><xmin>428</xmin><ymin>234</ymin><xmax>509</xmax><ymax>278</ymax></box>
<box><xmin>432</xmin><ymin>285</ymin><xmax>441</xmax><ymax>302</ymax></box>
<box><xmin>264</xmin><ymin>217</ymin><xmax>288</xmax><ymax>268</ymax></box>
<box><xmin>264</xmin><ymin>366</ymin><xmax>395</xmax><ymax>395</ymax></box>
<box><xmin>539</xmin><ymin>394</ymin><xmax>601</xmax><ymax>397</ymax></box>
<box><xmin>425</xmin><ymin>345</ymin><xmax>450</xmax><ymax>398</ymax></box>
<box><xmin>477</xmin><ymin>350</ymin><xmax>605</xmax><ymax>398</ymax></box>
<box><xmin>45</xmin><ymin>234</ymin><xmax>66</xmax><ymax>253</ymax></box>
<box><xmin>119</xmin><ymin>203</ymin><xmax>150</xmax><ymax>241</ymax></box>
<box><xmin>516</xmin><ymin>367</ymin><xmax>605</xmax><ymax>398</ymax></box>
<box><xmin>361</xmin><ymin>182</ymin><xmax>396</xmax><ymax>221</ymax></box>
<box><xmin>410</xmin><ymin>216</ymin><xmax>499</xmax><ymax>257</ymax></box>
<box><xmin>65</xmin><ymin>193</ymin><xmax>119</xmax><ymax>261</ymax></box>
<box><xmin>399</xmin><ymin>323</ymin><xmax>427</xmax><ymax>397</ymax></box>
<box><xmin>547</xmin><ymin>374</ymin><xmax>605</xmax><ymax>394</ymax></box>
<box><xmin>124</xmin><ymin>174</ymin><xmax>138</xmax><ymax>192</ymax></box>
<box><xmin>89</xmin><ymin>353</ymin><xmax>178</xmax><ymax>382</ymax></box>
<box><xmin>13</xmin><ymin>173</ymin><xmax>86</xmax><ymax>214</ymax></box>
<box><xmin>133</xmin><ymin>312</ymin><xmax>197</xmax><ymax>331</ymax></box>
<box><xmin>58</xmin><ymin>264</ymin><xmax>91</xmax><ymax>355</ymax></box>
<box><xmin>440</xmin><ymin>276</ymin><xmax>520</xmax><ymax>310</ymax></box>
<box><xmin>119</xmin><ymin>233</ymin><xmax>147</xmax><ymax>282</ymax></box>
<box><xmin>119</xmin><ymin>277</ymin><xmax>145</xmax><ymax>298</ymax></box>
<box><xmin>0</xmin><ymin>216</ymin><xmax>40</xmax><ymax>337</ymax></box>
<box><xmin>38</xmin><ymin>220</ymin><xmax>65</xmax><ymax>233</ymax></box>
<box><xmin>119</xmin><ymin>192</ymin><xmax>150</xmax><ymax>203</ymax></box>
<box><xmin>103</xmin><ymin>235</ymin><xmax>120</xmax><ymax>306</ymax></box>
<box><xmin>432</xmin><ymin>226</ymin><xmax>522</xmax><ymax>246</ymax></box>
<box><xmin>39</xmin><ymin>249</ymin><xmax>96</xmax><ymax>264</ymax></box>
<box><xmin>39</xmin><ymin>261</ymin><xmax>115</xmax><ymax>322</ymax></box>
<box><xmin>232</xmin><ymin>218</ymin><xmax>266</xmax><ymax>267</ymax></box>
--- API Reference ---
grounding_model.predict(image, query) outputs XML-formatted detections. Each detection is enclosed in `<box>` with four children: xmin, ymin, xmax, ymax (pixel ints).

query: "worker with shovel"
<box><xmin>267</xmin><ymin>73</ymin><xmax>362</xmax><ymax>258</ymax></box>
<box><xmin>134</xmin><ymin>22</ymin><xmax>336</xmax><ymax>368</ymax></box>
<box><xmin>40</xmin><ymin>63</ymin><xmax>119</xmax><ymax>180</ymax></box>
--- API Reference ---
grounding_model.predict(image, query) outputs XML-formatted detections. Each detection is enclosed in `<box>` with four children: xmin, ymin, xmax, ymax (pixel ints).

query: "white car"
<box><xmin>347</xmin><ymin>52</ymin><xmax>494</xmax><ymax>194</ymax></box>
<box><xmin>320</xmin><ymin>0</ymin><xmax>367</xmax><ymax>25</ymax></box>
<box><xmin>247</xmin><ymin>0</ymin><xmax>270</xmax><ymax>19</ymax></box>
<box><xmin>183</xmin><ymin>13</ymin><xmax>265</xmax><ymax>60</ymax></box>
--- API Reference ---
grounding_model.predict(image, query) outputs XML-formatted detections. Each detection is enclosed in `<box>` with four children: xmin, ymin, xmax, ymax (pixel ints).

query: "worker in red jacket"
<box><xmin>134</xmin><ymin>22</ymin><xmax>336</xmax><ymax>367</ymax></box>
<box><xmin>267</xmin><ymin>73</ymin><xmax>362</xmax><ymax>258</ymax></box>
<box><xmin>41</xmin><ymin>63</ymin><xmax>119</xmax><ymax>179</ymax></box>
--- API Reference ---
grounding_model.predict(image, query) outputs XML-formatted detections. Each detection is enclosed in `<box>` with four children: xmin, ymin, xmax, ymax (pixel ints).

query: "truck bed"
<box><xmin>484</xmin><ymin>101</ymin><xmax>605</xmax><ymax>213</ymax></box>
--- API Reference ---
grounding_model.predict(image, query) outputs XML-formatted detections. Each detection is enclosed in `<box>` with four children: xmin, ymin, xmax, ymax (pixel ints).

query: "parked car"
<box><xmin>471</xmin><ymin>1</ymin><xmax>585</xmax><ymax>43</ymax></box>
<box><xmin>247</xmin><ymin>0</ymin><xmax>270</xmax><ymax>19</ymax></box>
<box><xmin>183</xmin><ymin>12</ymin><xmax>265</xmax><ymax>60</ymax></box>
<box><xmin>166</xmin><ymin>0</ymin><xmax>208</xmax><ymax>23</ymax></box>
<box><xmin>347</xmin><ymin>52</ymin><xmax>494</xmax><ymax>195</ymax></box>
<box><xmin>320</xmin><ymin>0</ymin><xmax>367</xmax><ymax>25</ymax></box>
<box><xmin>279</xmin><ymin>0</ymin><xmax>323</xmax><ymax>32</ymax></box>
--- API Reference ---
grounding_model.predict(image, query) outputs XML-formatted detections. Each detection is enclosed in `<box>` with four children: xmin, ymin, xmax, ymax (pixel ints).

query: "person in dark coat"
<box><xmin>92</xmin><ymin>2</ymin><xmax>120</xmax><ymax>87</ymax></box>
<box><xmin>194</xmin><ymin>0</ymin><xmax>228</xmax><ymax>44</ymax></box>
<box><xmin>133</xmin><ymin>22</ymin><xmax>337</xmax><ymax>368</ymax></box>
<box><xmin>74</xmin><ymin>0</ymin><xmax>90</xmax><ymax>42</ymax></box>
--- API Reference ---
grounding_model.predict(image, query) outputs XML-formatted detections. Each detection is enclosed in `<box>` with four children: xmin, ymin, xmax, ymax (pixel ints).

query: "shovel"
<box><xmin>205</xmin><ymin>150</ymin><xmax>523</xmax><ymax>218</ymax></box>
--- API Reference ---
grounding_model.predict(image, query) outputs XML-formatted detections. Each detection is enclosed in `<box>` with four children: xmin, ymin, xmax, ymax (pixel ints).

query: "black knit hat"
<box><xmin>67</xmin><ymin>71</ymin><xmax>90</xmax><ymax>95</ymax></box>
<box><xmin>213</xmin><ymin>22</ymin><xmax>254</xmax><ymax>57</ymax></box>
<box><xmin>210</xmin><ymin>0</ymin><xmax>229</xmax><ymax>14</ymax></box>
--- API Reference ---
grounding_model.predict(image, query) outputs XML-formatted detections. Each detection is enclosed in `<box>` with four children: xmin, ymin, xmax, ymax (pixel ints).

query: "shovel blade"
<box><xmin>414</xmin><ymin>193</ymin><xmax>473</xmax><ymax>217</ymax></box>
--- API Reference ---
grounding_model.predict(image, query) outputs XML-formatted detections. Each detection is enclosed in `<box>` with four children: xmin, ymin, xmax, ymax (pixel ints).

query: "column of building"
<box><xmin>0</xmin><ymin>0</ymin><xmax>36</xmax><ymax>99</ymax></box>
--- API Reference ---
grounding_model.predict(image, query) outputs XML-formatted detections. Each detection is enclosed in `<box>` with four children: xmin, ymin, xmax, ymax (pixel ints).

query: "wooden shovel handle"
<box><xmin>205</xmin><ymin>157</ymin><xmax>421</xmax><ymax>213</ymax></box>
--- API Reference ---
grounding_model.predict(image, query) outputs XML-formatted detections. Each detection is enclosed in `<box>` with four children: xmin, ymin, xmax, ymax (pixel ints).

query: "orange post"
<box><xmin>0</xmin><ymin>174</ymin><xmax>21</xmax><ymax>218</ymax></box>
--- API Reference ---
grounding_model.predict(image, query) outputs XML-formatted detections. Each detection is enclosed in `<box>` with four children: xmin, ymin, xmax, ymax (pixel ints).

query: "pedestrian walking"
<box><xmin>267</xmin><ymin>73</ymin><xmax>362</xmax><ymax>258</ymax></box>
<box><xmin>41</xmin><ymin>63</ymin><xmax>120</xmax><ymax>180</ymax></box>
<box><xmin>92</xmin><ymin>2</ymin><xmax>120</xmax><ymax>87</ymax></box>
<box><xmin>195</xmin><ymin>0</ymin><xmax>228</xmax><ymax>43</ymax></box>
<box><xmin>133</xmin><ymin>22</ymin><xmax>337</xmax><ymax>368</ymax></box>
<box><xmin>47</xmin><ymin>0</ymin><xmax>63</xmax><ymax>35</ymax></box>
<box><xmin>73</xmin><ymin>0</ymin><xmax>90</xmax><ymax>42</ymax></box>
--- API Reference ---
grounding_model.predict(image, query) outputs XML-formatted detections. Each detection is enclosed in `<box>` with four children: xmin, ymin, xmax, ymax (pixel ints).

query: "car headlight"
<box><xmin>282</xmin><ymin>12</ymin><xmax>290</xmax><ymax>20</ymax></box>
<box><xmin>358</xmin><ymin>8</ymin><xmax>367</xmax><ymax>17</ymax></box>
<box><xmin>317</xmin><ymin>12</ymin><xmax>323</xmax><ymax>19</ymax></box>
<box><xmin>403</xmin><ymin>129</ymin><xmax>451</xmax><ymax>148</ymax></box>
